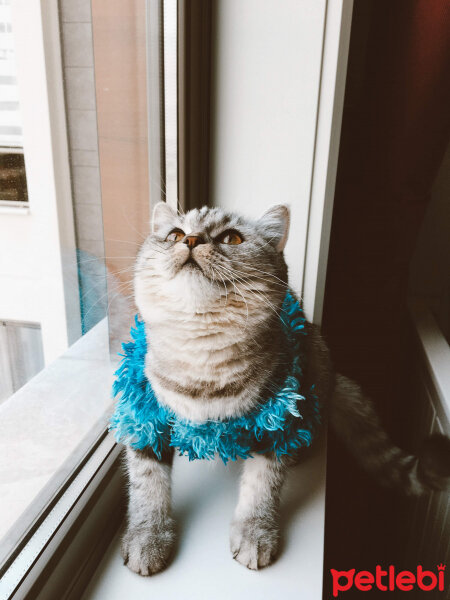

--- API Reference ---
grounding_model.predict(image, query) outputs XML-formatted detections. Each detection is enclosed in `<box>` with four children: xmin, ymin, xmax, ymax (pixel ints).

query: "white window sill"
<box><xmin>0</xmin><ymin>204</ymin><xmax>30</xmax><ymax>216</ymax></box>
<box><xmin>1</xmin><ymin>315</ymin><xmax>327</xmax><ymax>599</ymax></box>
<box><xmin>0</xmin><ymin>318</ymin><xmax>115</xmax><ymax>544</ymax></box>
<box><xmin>81</xmin><ymin>439</ymin><xmax>327</xmax><ymax>600</ymax></box>
<box><xmin>409</xmin><ymin>297</ymin><xmax>450</xmax><ymax>424</ymax></box>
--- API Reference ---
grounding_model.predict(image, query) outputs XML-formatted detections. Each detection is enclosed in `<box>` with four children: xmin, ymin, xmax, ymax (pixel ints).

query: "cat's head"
<box><xmin>135</xmin><ymin>203</ymin><xmax>290</xmax><ymax>320</ymax></box>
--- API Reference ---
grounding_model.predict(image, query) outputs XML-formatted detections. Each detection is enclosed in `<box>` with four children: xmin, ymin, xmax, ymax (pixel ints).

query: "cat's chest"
<box><xmin>143</xmin><ymin>317</ymin><xmax>272</xmax><ymax>421</ymax></box>
<box><xmin>148</xmin><ymin>319</ymin><xmax>250</xmax><ymax>374</ymax></box>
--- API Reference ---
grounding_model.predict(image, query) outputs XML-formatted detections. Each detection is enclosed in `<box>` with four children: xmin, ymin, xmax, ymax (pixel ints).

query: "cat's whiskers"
<box><xmin>213</xmin><ymin>267</ymin><xmax>277</xmax><ymax>349</ymax></box>
<box><xmin>215</xmin><ymin>262</ymin><xmax>279</xmax><ymax>309</ymax></box>
<box><xmin>234</xmin><ymin>261</ymin><xmax>289</xmax><ymax>287</ymax></box>
<box><xmin>77</xmin><ymin>255</ymin><xmax>139</xmax><ymax>264</ymax></box>
<box><xmin>108</xmin><ymin>266</ymin><xmax>136</xmax><ymax>277</ymax></box>
<box><xmin>213</xmin><ymin>264</ymin><xmax>250</xmax><ymax>326</ymax></box>
<box><xmin>146</xmin><ymin>172</ymin><xmax>167</xmax><ymax>201</ymax></box>
<box><xmin>81</xmin><ymin>279</ymin><xmax>133</xmax><ymax>323</ymax></box>
<box><xmin>211</xmin><ymin>265</ymin><xmax>229</xmax><ymax>306</ymax></box>
<box><xmin>214</xmin><ymin>265</ymin><xmax>265</xmax><ymax>328</ymax></box>
<box><xmin>236</xmin><ymin>235</ymin><xmax>279</xmax><ymax>256</ymax></box>
<box><xmin>118</xmin><ymin>204</ymin><xmax>149</xmax><ymax>242</ymax></box>
<box><xmin>105</xmin><ymin>238</ymin><xmax>143</xmax><ymax>247</ymax></box>
<box><xmin>224</xmin><ymin>268</ymin><xmax>293</xmax><ymax>318</ymax></box>
<box><xmin>219</xmin><ymin>262</ymin><xmax>287</xmax><ymax>291</ymax></box>
<box><xmin>221</xmin><ymin>270</ymin><xmax>281</xmax><ymax>321</ymax></box>
<box><xmin>147</xmin><ymin>243</ymin><xmax>170</xmax><ymax>256</ymax></box>
<box><xmin>232</xmin><ymin>275</ymin><xmax>290</xmax><ymax>319</ymax></box>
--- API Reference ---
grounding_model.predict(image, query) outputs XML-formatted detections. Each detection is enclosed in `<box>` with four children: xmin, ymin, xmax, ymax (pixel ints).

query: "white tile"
<box><xmin>62</xmin><ymin>23</ymin><xmax>94</xmax><ymax>67</ymax></box>
<box><xmin>68</xmin><ymin>110</ymin><xmax>98</xmax><ymax>151</ymax></box>
<box><xmin>75</xmin><ymin>203</ymin><xmax>104</xmax><ymax>242</ymax></box>
<box><xmin>60</xmin><ymin>0</ymin><xmax>92</xmax><ymax>23</ymax></box>
<box><xmin>64</xmin><ymin>67</ymin><xmax>96</xmax><ymax>110</ymax></box>
<box><xmin>73</xmin><ymin>165</ymin><xmax>101</xmax><ymax>205</ymax></box>
<box><xmin>71</xmin><ymin>149</ymin><xmax>99</xmax><ymax>168</ymax></box>
<box><xmin>78</xmin><ymin>239</ymin><xmax>105</xmax><ymax>260</ymax></box>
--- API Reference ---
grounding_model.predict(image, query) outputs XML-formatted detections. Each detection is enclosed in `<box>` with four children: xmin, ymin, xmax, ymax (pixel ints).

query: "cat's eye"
<box><xmin>165</xmin><ymin>229</ymin><xmax>185</xmax><ymax>242</ymax></box>
<box><xmin>217</xmin><ymin>229</ymin><xmax>243</xmax><ymax>245</ymax></box>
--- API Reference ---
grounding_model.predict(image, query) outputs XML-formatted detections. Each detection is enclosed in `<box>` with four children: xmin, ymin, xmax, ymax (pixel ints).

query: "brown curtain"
<box><xmin>323</xmin><ymin>0</ymin><xmax>450</xmax><ymax>585</ymax></box>
<box><xmin>324</xmin><ymin>0</ymin><xmax>450</xmax><ymax>405</ymax></box>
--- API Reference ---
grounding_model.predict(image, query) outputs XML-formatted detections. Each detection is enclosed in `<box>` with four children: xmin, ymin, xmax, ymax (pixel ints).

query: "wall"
<box><xmin>91</xmin><ymin>0</ymin><xmax>150</xmax><ymax>291</ymax></box>
<box><xmin>0</xmin><ymin>0</ymin><xmax>80</xmax><ymax>365</ymax></box>
<box><xmin>403</xmin><ymin>300</ymin><xmax>450</xmax><ymax>575</ymax></box>
<box><xmin>59</xmin><ymin>0</ymin><xmax>107</xmax><ymax>335</ymax></box>
<box><xmin>206</xmin><ymin>5</ymin><xmax>353</xmax><ymax>597</ymax></box>
<box><xmin>410</xmin><ymin>142</ymin><xmax>450</xmax><ymax>341</ymax></box>
<box><xmin>209</xmin><ymin>0</ymin><xmax>327</xmax><ymax>295</ymax></box>
<box><xmin>60</xmin><ymin>0</ymin><xmax>104</xmax><ymax>263</ymax></box>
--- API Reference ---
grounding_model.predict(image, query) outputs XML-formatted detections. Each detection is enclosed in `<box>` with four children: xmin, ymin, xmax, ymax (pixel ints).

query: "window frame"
<box><xmin>1</xmin><ymin>0</ymin><xmax>355</xmax><ymax>596</ymax></box>
<box><xmin>0</xmin><ymin>428</ymin><xmax>122</xmax><ymax>600</ymax></box>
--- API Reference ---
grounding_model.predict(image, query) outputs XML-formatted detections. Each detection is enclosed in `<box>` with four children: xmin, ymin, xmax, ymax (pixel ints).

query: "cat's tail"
<box><xmin>329</xmin><ymin>374</ymin><xmax>450</xmax><ymax>495</ymax></box>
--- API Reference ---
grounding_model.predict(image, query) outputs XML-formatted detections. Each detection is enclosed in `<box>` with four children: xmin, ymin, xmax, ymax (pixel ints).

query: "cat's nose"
<box><xmin>183</xmin><ymin>234</ymin><xmax>204</xmax><ymax>249</ymax></box>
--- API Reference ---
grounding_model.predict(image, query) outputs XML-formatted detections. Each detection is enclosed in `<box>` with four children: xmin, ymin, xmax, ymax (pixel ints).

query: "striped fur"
<box><xmin>121</xmin><ymin>203</ymin><xmax>450</xmax><ymax>575</ymax></box>
<box><xmin>122</xmin><ymin>446</ymin><xmax>175</xmax><ymax>575</ymax></box>
<box><xmin>134</xmin><ymin>203</ymin><xmax>288</xmax><ymax>422</ymax></box>
<box><xmin>330</xmin><ymin>374</ymin><xmax>450</xmax><ymax>495</ymax></box>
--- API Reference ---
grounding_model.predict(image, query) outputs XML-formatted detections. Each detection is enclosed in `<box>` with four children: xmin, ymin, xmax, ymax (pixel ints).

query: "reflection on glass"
<box><xmin>0</xmin><ymin>151</ymin><xmax>27</xmax><ymax>202</ymax></box>
<box><xmin>0</xmin><ymin>0</ymin><xmax>140</xmax><ymax>564</ymax></box>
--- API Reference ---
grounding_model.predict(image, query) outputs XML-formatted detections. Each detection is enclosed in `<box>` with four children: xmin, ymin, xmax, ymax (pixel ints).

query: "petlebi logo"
<box><xmin>330</xmin><ymin>564</ymin><xmax>446</xmax><ymax>597</ymax></box>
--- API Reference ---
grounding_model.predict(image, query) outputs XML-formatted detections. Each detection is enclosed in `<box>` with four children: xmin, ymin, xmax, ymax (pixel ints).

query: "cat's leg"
<box><xmin>230</xmin><ymin>454</ymin><xmax>286</xmax><ymax>570</ymax></box>
<box><xmin>122</xmin><ymin>446</ymin><xmax>175</xmax><ymax>576</ymax></box>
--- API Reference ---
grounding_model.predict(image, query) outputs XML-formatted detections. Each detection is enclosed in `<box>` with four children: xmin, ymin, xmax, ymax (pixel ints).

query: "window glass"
<box><xmin>0</xmin><ymin>320</ymin><xmax>44</xmax><ymax>401</ymax></box>
<box><xmin>0</xmin><ymin>0</ymin><xmax>28</xmax><ymax>207</ymax></box>
<box><xmin>0</xmin><ymin>0</ymin><xmax>22</xmax><ymax>148</ymax></box>
<box><xmin>0</xmin><ymin>0</ymin><xmax>146</xmax><ymax>568</ymax></box>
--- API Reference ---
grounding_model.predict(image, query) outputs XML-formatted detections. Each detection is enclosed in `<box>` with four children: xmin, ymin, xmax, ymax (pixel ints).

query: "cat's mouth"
<box><xmin>182</xmin><ymin>256</ymin><xmax>203</xmax><ymax>273</ymax></box>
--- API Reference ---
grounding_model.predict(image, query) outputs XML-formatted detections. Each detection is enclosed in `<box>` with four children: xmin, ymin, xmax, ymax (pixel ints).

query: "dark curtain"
<box><xmin>323</xmin><ymin>0</ymin><xmax>450</xmax><ymax>595</ymax></box>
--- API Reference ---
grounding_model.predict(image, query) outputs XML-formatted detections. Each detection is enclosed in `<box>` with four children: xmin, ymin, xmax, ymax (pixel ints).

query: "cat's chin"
<box><xmin>175</xmin><ymin>262</ymin><xmax>207</xmax><ymax>282</ymax></box>
<box><xmin>181</xmin><ymin>257</ymin><xmax>203</xmax><ymax>272</ymax></box>
<box><xmin>163</xmin><ymin>268</ymin><xmax>221</xmax><ymax>311</ymax></box>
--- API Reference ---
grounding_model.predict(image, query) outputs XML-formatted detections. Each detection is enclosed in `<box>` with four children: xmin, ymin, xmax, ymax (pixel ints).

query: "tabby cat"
<box><xmin>120</xmin><ymin>202</ymin><xmax>450</xmax><ymax>576</ymax></box>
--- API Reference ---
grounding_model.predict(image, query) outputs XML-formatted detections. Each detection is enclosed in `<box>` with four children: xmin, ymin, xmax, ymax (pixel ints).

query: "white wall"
<box><xmin>207</xmin><ymin>6</ymin><xmax>352</xmax><ymax>594</ymax></box>
<box><xmin>209</xmin><ymin>0</ymin><xmax>326</xmax><ymax>296</ymax></box>
<box><xmin>0</xmin><ymin>0</ymin><xmax>80</xmax><ymax>364</ymax></box>
<box><xmin>410</xmin><ymin>142</ymin><xmax>450</xmax><ymax>340</ymax></box>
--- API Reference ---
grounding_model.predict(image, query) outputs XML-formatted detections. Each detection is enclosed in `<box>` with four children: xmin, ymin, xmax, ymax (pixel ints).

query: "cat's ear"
<box><xmin>152</xmin><ymin>201</ymin><xmax>177</xmax><ymax>233</ymax></box>
<box><xmin>258</xmin><ymin>205</ymin><xmax>290</xmax><ymax>252</ymax></box>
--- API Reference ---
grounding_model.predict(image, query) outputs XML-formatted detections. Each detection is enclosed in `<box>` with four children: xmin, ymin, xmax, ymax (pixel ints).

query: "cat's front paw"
<box><xmin>121</xmin><ymin>519</ymin><xmax>175</xmax><ymax>576</ymax></box>
<box><xmin>230</xmin><ymin>518</ymin><xmax>279</xmax><ymax>570</ymax></box>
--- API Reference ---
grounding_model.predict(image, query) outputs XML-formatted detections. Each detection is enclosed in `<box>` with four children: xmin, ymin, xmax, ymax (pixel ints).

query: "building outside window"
<box><xmin>0</xmin><ymin>0</ymin><xmax>27</xmax><ymax>207</ymax></box>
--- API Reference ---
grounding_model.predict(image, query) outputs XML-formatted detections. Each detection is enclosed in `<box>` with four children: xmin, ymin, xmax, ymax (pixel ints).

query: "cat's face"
<box><xmin>135</xmin><ymin>203</ymin><xmax>290</xmax><ymax>319</ymax></box>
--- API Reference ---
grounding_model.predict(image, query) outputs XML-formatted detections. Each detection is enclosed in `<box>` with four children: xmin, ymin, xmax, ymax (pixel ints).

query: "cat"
<box><xmin>120</xmin><ymin>202</ymin><xmax>450</xmax><ymax>576</ymax></box>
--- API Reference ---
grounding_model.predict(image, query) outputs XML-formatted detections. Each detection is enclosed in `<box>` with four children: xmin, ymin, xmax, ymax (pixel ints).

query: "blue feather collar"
<box><xmin>109</xmin><ymin>290</ymin><xmax>321</xmax><ymax>463</ymax></box>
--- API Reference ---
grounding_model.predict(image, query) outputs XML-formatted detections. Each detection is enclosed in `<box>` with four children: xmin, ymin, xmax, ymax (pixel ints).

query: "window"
<box><xmin>0</xmin><ymin>320</ymin><xmax>44</xmax><ymax>402</ymax></box>
<box><xmin>0</xmin><ymin>2</ymin><xmax>350</xmax><ymax>598</ymax></box>
<box><xmin>0</xmin><ymin>1</ymin><xmax>166</xmax><ymax>593</ymax></box>
<box><xmin>0</xmin><ymin>0</ymin><xmax>28</xmax><ymax>207</ymax></box>
<box><xmin>0</xmin><ymin>0</ymin><xmax>117</xmax><ymax>585</ymax></box>
<box><xmin>0</xmin><ymin>150</ymin><xmax>27</xmax><ymax>203</ymax></box>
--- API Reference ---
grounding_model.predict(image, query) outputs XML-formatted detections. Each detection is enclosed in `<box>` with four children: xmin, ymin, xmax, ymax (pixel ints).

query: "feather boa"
<box><xmin>109</xmin><ymin>290</ymin><xmax>321</xmax><ymax>463</ymax></box>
